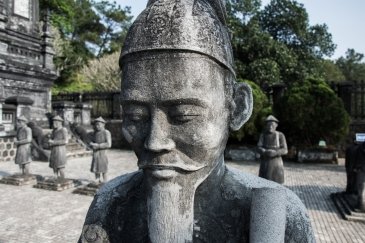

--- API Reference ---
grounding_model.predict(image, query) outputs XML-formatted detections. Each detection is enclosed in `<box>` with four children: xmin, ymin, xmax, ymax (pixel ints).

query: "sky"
<box><xmin>116</xmin><ymin>0</ymin><xmax>365</xmax><ymax>60</ymax></box>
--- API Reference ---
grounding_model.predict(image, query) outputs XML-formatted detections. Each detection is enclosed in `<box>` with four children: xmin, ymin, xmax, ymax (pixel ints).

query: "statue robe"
<box><xmin>79</xmin><ymin>164</ymin><xmax>315</xmax><ymax>243</ymax></box>
<box><xmin>49</xmin><ymin>127</ymin><xmax>68</xmax><ymax>169</ymax></box>
<box><xmin>15</xmin><ymin>126</ymin><xmax>32</xmax><ymax>165</ymax></box>
<box><xmin>91</xmin><ymin>129</ymin><xmax>111</xmax><ymax>173</ymax></box>
<box><xmin>258</xmin><ymin>131</ymin><xmax>288</xmax><ymax>184</ymax></box>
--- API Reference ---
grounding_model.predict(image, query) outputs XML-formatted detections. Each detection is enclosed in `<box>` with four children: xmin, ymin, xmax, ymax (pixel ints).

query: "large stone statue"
<box><xmin>345</xmin><ymin>142</ymin><xmax>365</xmax><ymax>211</ymax></box>
<box><xmin>90</xmin><ymin>117</ymin><xmax>112</xmax><ymax>183</ymax></box>
<box><xmin>257</xmin><ymin>115</ymin><xmax>288</xmax><ymax>184</ymax></box>
<box><xmin>79</xmin><ymin>1</ymin><xmax>315</xmax><ymax>242</ymax></box>
<box><xmin>49</xmin><ymin>115</ymin><xmax>68</xmax><ymax>179</ymax></box>
<box><xmin>14</xmin><ymin>115</ymin><xmax>32</xmax><ymax>175</ymax></box>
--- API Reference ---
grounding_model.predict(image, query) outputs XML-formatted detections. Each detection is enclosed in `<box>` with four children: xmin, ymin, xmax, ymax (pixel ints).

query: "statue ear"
<box><xmin>229</xmin><ymin>82</ymin><xmax>253</xmax><ymax>131</ymax></box>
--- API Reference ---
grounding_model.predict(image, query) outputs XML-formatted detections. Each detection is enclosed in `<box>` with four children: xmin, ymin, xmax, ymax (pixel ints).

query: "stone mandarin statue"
<box><xmin>79</xmin><ymin>0</ymin><xmax>315</xmax><ymax>242</ymax></box>
<box><xmin>14</xmin><ymin>115</ymin><xmax>32</xmax><ymax>175</ymax></box>
<box><xmin>49</xmin><ymin>115</ymin><xmax>68</xmax><ymax>180</ymax></box>
<box><xmin>90</xmin><ymin>117</ymin><xmax>112</xmax><ymax>183</ymax></box>
<box><xmin>257</xmin><ymin>115</ymin><xmax>288</xmax><ymax>184</ymax></box>
<box><xmin>345</xmin><ymin>141</ymin><xmax>365</xmax><ymax>211</ymax></box>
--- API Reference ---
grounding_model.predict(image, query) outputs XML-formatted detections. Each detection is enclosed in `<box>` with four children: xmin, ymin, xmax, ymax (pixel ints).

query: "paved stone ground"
<box><xmin>0</xmin><ymin>150</ymin><xmax>363</xmax><ymax>243</ymax></box>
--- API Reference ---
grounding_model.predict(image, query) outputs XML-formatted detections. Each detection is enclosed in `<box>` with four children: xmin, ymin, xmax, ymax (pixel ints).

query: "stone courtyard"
<box><xmin>0</xmin><ymin>149</ymin><xmax>364</xmax><ymax>243</ymax></box>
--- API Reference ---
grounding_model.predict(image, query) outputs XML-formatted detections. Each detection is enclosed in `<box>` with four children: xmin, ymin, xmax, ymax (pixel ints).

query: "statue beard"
<box><xmin>145</xmin><ymin>170</ymin><xmax>209</xmax><ymax>243</ymax></box>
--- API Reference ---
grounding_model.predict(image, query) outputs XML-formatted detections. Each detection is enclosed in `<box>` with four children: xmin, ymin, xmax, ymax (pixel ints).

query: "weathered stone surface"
<box><xmin>298</xmin><ymin>149</ymin><xmax>338</xmax><ymax>164</ymax></box>
<box><xmin>34</xmin><ymin>178</ymin><xmax>76</xmax><ymax>192</ymax></box>
<box><xmin>0</xmin><ymin>173</ymin><xmax>37</xmax><ymax>186</ymax></box>
<box><xmin>0</xmin><ymin>0</ymin><xmax>57</xmax><ymax>125</ymax></box>
<box><xmin>79</xmin><ymin>0</ymin><xmax>315</xmax><ymax>242</ymax></box>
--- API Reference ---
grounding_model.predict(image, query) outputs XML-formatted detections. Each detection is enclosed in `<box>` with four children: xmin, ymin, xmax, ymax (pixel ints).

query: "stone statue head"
<box><xmin>265</xmin><ymin>115</ymin><xmax>279</xmax><ymax>133</ymax></box>
<box><xmin>52</xmin><ymin>115</ymin><xmax>63</xmax><ymax>129</ymax></box>
<box><xmin>120</xmin><ymin>3</ymin><xmax>253</xmax><ymax>240</ymax></box>
<box><xmin>120</xmin><ymin>0</ymin><xmax>253</xmax><ymax>181</ymax></box>
<box><xmin>17</xmin><ymin>115</ymin><xmax>28</xmax><ymax>129</ymax></box>
<box><xmin>93</xmin><ymin>117</ymin><xmax>106</xmax><ymax>131</ymax></box>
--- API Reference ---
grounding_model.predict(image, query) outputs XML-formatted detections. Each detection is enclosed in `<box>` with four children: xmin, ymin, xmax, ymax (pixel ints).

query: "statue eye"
<box><xmin>169</xmin><ymin>105</ymin><xmax>201</xmax><ymax>123</ymax></box>
<box><xmin>123</xmin><ymin>105</ymin><xmax>149</xmax><ymax>122</ymax></box>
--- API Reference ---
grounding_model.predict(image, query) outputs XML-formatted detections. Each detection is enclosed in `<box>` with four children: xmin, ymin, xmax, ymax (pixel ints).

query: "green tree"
<box><xmin>230</xmin><ymin>80</ymin><xmax>272</xmax><ymax>144</ymax></box>
<box><xmin>336</xmin><ymin>49</ymin><xmax>365</xmax><ymax>81</ymax></box>
<box><xmin>320</xmin><ymin>59</ymin><xmax>345</xmax><ymax>83</ymax></box>
<box><xmin>274</xmin><ymin>78</ymin><xmax>350</xmax><ymax>147</ymax></box>
<box><xmin>227</xmin><ymin>0</ymin><xmax>336</xmax><ymax>87</ymax></box>
<box><xmin>40</xmin><ymin>0</ymin><xmax>131</xmax><ymax>87</ymax></box>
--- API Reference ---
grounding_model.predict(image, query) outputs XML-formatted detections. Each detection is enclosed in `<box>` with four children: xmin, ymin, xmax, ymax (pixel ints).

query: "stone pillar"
<box><xmin>0</xmin><ymin>96</ymin><xmax>4</xmax><ymax>136</ymax></box>
<box><xmin>76</xmin><ymin>103</ymin><xmax>92</xmax><ymax>126</ymax></box>
<box><xmin>52</xmin><ymin>101</ymin><xmax>75</xmax><ymax>125</ymax></box>
<box><xmin>5</xmin><ymin>96</ymin><xmax>34</xmax><ymax>121</ymax></box>
<box><xmin>41</xmin><ymin>10</ymin><xmax>55</xmax><ymax>70</ymax></box>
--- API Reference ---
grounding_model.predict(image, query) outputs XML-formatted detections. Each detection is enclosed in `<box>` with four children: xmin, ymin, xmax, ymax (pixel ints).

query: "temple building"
<box><xmin>0</xmin><ymin>0</ymin><xmax>57</xmax><ymax>161</ymax></box>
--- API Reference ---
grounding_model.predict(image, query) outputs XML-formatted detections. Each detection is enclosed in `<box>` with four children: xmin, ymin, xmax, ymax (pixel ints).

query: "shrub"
<box><xmin>274</xmin><ymin>77</ymin><xmax>350</xmax><ymax>147</ymax></box>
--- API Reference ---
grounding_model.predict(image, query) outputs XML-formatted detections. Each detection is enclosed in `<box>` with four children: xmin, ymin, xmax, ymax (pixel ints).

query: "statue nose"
<box><xmin>144</xmin><ymin>112</ymin><xmax>175</xmax><ymax>152</ymax></box>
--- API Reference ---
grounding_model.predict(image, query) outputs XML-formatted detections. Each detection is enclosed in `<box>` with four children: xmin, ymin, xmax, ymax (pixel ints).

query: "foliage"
<box><xmin>336</xmin><ymin>49</ymin><xmax>365</xmax><ymax>82</ymax></box>
<box><xmin>274</xmin><ymin>78</ymin><xmax>350</xmax><ymax>147</ymax></box>
<box><xmin>226</xmin><ymin>0</ymin><xmax>336</xmax><ymax>87</ymax></box>
<box><xmin>319</xmin><ymin>59</ymin><xmax>345</xmax><ymax>83</ymax></box>
<box><xmin>78</xmin><ymin>51</ymin><xmax>121</xmax><ymax>91</ymax></box>
<box><xmin>230</xmin><ymin>80</ymin><xmax>272</xmax><ymax>144</ymax></box>
<box><xmin>40</xmin><ymin>0</ymin><xmax>132</xmax><ymax>87</ymax></box>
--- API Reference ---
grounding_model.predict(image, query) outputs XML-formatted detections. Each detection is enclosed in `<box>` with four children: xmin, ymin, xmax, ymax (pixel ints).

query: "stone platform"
<box><xmin>0</xmin><ymin>174</ymin><xmax>37</xmax><ymax>186</ymax></box>
<box><xmin>73</xmin><ymin>182</ymin><xmax>103</xmax><ymax>196</ymax></box>
<box><xmin>331</xmin><ymin>192</ymin><xmax>365</xmax><ymax>223</ymax></box>
<box><xmin>34</xmin><ymin>178</ymin><xmax>79</xmax><ymax>191</ymax></box>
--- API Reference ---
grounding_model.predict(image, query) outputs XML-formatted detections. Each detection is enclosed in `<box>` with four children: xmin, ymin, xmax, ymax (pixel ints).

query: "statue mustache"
<box><xmin>138</xmin><ymin>152</ymin><xmax>205</xmax><ymax>172</ymax></box>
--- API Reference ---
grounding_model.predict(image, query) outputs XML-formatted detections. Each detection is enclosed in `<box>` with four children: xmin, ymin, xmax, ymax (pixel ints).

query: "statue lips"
<box><xmin>138</xmin><ymin>152</ymin><xmax>206</xmax><ymax>173</ymax></box>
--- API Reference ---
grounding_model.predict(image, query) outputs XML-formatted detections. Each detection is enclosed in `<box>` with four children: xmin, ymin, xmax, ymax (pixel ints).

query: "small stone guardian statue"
<box><xmin>257</xmin><ymin>115</ymin><xmax>288</xmax><ymax>184</ymax></box>
<box><xmin>49</xmin><ymin>115</ymin><xmax>68</xmax><ymax>179</ymax></box>
<box><xmin>90</xmin><ymin>117</ymin><xmax>111</xmax><ymax>183</ymax></box>
<box><xmin>14</xmin><ymin>115</ymin><xmax>32</xmax><ymax>175</ymax></box>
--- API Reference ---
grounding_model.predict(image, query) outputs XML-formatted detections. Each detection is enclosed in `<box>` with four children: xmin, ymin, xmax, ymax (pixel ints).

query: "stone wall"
<box><xmin>0</xmin><ymin>135</ymin><xmax>16</xmax><ymax>162</ymax></box>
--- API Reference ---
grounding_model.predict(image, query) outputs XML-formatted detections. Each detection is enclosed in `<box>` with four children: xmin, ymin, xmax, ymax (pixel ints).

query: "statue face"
<box><xmin>266</xmin><ymin>121</ymin><xmax>278</xmax><ymax>133</ymax></box>
<box><xmin>17</xmin><ymin>119</ymin><xmax>26</xmax><ymax>128</ymax></box>
<box><xmin>94</xmin><ymin>121</ymin><xmax>105</xmax><ymax>131</ymax></box>
<box><xmin>121</xmin><ymin>53</ymin><xmax>230</xmax><ymax>179</ymax></box>
<box><xmin>53</xmin><ymin>120</ymin><xmax>62</xmax><ymax>129</ymax></box>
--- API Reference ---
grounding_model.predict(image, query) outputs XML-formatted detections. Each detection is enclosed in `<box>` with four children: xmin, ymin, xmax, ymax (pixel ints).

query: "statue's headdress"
<box><xmin>94</xmin><ymin>117</ymin><xmax>106</xmax><ymax>124</ymax></box>
<box><xmin>52</xmin><ymin>115</ymin><xmax>64</xmax><ymax>122</ymax></box>
<box><xmin>17</xmin><ymin>115</ymin><xmax>28</xmax><ymax>122</ymax></box>
<box><xmin>121</xmin><ymin>0</ymin><xmax>234</xmax><ymax>75</ymax></box>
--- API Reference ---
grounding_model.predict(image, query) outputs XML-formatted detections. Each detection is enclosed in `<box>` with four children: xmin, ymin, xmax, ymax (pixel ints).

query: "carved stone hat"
<box><xmin>121</xmin><ymin>0</ymin><xmax>235</xmax><ymax>75</ymax></box>
<box><xmin>265</xmin><ymin>115</ymin><xmax>279</xmax><ymax>123</ymax></box>
<box><xmin>17</xmin><ymin>115</ymin><xmax>28</xmax><ymax>122</ymax></box>
<box><xmin>94</xmin><ymin>117</ymin><xmax>106</xmax><ymax>124</ymax></box>
<box><xmin>52</xmin><ymin>115</ymin><xmax>64</xmax><ymax>122</ymax></box>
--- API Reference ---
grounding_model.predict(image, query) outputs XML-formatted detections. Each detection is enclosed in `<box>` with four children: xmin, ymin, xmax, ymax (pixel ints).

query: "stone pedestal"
<box><xmin>331</xmin><ymin>192</ymin><xmax>365</xmax><ymax>223</ymax></box>
<box><xmin>34</xmin><ymin>177</ymin><xmax>77</xmax><ymax>191</ymax></box>
<box><xmin>52</xmin><ymin>101</ymin><xmax>75</xmax><ymax>125</ymax></box>
<box><xmin>75</xmin><ymin>103</ymin><xmax>92</xmax><ymax>126</ymax></box>
<box><xmin>0</xmin><ymin>174</ymin><xmax>37</xmax><ymax>186</ymax></box>
<box><xmin>73</xmin><ymin>182</ymin><xmax>104</xmax><ymax>196</ymax></box>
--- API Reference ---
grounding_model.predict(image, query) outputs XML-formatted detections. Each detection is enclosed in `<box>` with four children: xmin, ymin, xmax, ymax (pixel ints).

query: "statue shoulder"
<box><xmin>223</xmin><ymin>167</ymin><xmax>315</xmax><ymax>242</ymax></box>
<box><xmin>83</xmin><ymin>171</ymin><xmax>144</xmax><ymax>225</ymax></box>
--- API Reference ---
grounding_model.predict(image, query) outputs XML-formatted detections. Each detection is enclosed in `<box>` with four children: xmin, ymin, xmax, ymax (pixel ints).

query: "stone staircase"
<box><xmin>66</xmin><ymin>135</ymin><xmax>92</xmax><ymax>159</ymax></box>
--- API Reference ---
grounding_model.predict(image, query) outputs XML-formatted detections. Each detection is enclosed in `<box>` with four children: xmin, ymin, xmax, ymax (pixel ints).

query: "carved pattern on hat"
<box><xmin>122</xmin><ymin>0</ymin><xmax>234</xmax><ymax>74</ymax></box>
